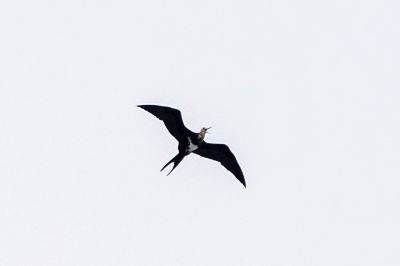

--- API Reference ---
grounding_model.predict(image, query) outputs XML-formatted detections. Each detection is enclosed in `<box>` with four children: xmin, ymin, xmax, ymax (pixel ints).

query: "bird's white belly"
<box><xmin>187</xmin><ymin>137</ymin><xmax>198</xmax><ymax>153</ymax></box>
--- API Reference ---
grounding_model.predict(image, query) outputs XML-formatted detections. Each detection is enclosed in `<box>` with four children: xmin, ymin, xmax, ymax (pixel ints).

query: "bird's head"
<box><xmin>198</xmin><ymin>127</ymin><xmax>212</xmax><ymax>141</ymax></box>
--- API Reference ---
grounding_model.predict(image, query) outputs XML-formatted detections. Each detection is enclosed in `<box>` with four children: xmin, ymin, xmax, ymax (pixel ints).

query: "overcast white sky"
<box><xmin>1</xmin><ymin>0</ymin><xmax>400</xmax><ymax>265</ymax></box>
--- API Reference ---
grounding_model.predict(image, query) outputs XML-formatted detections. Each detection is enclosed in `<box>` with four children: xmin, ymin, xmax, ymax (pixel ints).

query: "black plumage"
<box><xmin>138</xmin><ymin>105</ymin><xmax>246</xmax><ymax>187</ymax></box>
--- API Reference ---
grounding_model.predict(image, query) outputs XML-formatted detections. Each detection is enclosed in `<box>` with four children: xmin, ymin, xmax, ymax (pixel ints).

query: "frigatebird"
<box><xmin>138</xmin><ymin>105</ymin><xmax>246</xmax><ymax>187</ymax></box>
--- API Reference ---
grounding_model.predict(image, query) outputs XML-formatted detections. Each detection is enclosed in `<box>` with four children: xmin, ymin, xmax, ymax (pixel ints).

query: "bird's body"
<box><xmin>187</xmin><ymin>137</ymin><xmax>199</xmax><ymax>153</ymax></box>
<box><xmin>138</xmin><ymin>105</ymin><xmax>246</xmax><ymax>187</ymax></box>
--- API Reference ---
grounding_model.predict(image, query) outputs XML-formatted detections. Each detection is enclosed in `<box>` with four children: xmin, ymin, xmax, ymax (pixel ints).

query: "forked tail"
<box><xmin>160</xmin><ymin>153</ymin><xmax>186</xmax><ymax>176</ymax></box>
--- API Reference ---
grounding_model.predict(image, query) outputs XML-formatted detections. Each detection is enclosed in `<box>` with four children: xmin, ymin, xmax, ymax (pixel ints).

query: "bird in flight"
<box><xmin>138</xmin><ymin>105</ymin><xmax>246</xmax><ymax>187</ymax></box>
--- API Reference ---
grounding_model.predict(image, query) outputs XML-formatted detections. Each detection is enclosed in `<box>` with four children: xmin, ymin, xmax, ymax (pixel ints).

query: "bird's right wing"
<box><xmin>138</xmin><ymin>105</ymin><xmax>190</xmax><ymax>143</ymax></box>
<box><xmin>193</xmin><ymin>142</ymin><xmax>246</xmax><ymax>187</ymax></box>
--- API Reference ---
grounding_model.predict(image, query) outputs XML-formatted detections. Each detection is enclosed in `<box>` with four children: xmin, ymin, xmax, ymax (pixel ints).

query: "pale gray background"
<box><xmin>1</xmin><ymin>0</ymin><xmax>399</xmax><ymax>265</ymax></box>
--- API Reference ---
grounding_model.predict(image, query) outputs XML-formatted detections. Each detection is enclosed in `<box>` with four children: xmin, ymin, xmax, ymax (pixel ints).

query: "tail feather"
<box><xmin>160</xmin><ymin>153</ymin><xmax>185</xmax><ymax>175</ymax></box>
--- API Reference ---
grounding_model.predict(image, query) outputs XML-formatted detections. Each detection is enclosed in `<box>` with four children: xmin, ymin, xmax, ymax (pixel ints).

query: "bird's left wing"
<box><xmin>138</xmin><ymin>105</ymin><xmax>191</xmax><ymax>143</ymax></box>
<box><xmin>193</xmin><ymin>142</ymin><xmax>246</xmax><ymax>187</ymax></box>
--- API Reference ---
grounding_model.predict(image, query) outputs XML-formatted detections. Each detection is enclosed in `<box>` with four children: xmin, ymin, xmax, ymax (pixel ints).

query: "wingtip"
<box><xmin>137</xmin><ymin>105</ymin><xmax>148</xmax><ymax>111</ymax></box>
<box><xmin>238</xmin><ymin>176</ymin><xmax>246</xmax><ymax>188</ymax></box>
